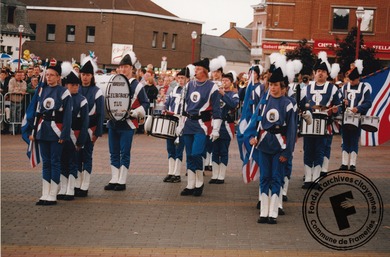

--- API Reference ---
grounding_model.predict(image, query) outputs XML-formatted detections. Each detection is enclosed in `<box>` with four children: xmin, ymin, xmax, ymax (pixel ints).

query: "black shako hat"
<box><xmin>177</xmin><ymin>67</ymin><xmax>190</xmax><ymax>78</ymax></box>
<box><xmin>313</xmin><ymin>59</ymin><xmax>330</xmax><ymax>73</ymax></box>
<box><xmin>193</xmin><ymin>58</ymin><xmax>210</xmax><ymax>72</ymax></box>
<box><xmin>348</xmin><ymin>67</ymin><xmax>360</xmax><ymax>81</ymax></box>
<box><xmin>269</xmin><ymin>67</ymin><xmax>285</xmax><ymax>83</ymax></box>
<box><xmin>47</xmin><ymin>58</ymin><xmax>62</xmax><ymax>75</ymax></box>
<box><xmin>119</xmin><ymin>54</ymin><xmax>133</xmax><ymax>66</ymax></box>
<box><xmin>222</xmin><ymin>72</ymin><xmax>234</xmax><ymax>83</ymax></box>
<box><xmin>62</xmin><ymin>70</ymin><xmax>81</xmax><ymax>85</ymax></box>
<box><xmin>80</xmin><ymin>60</ymin><xmax>94</xmax><ymax>74</ymax></box>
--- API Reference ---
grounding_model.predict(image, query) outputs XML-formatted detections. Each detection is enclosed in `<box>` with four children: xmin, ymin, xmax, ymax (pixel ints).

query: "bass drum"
<box><xmin>95</xmin><ymin>74</ymin><xmax>131</xmax><ymax>121</ymax></box>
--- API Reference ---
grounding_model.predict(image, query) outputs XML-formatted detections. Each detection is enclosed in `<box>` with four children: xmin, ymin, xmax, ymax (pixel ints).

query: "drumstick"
<box><xmin>324</xmin><ymin>104</ymin><xmax>342</xmax><ymax>113</ymax></box>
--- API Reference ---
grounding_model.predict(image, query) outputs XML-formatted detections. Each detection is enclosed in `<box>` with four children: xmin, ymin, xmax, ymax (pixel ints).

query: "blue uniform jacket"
<box><xmin>340</xmin><ymin>82</ymin><xmax>372</xmax><ymax>115</ymax></box>
<box><xmin>79</xmin><ymin>84</ymin><xmax>105</xmax><ymax>137</ymax></box>
<box><xmin>220</xmin><ymin>91</ymin><xmax>239</xmax><ymax>139</ymax></box>
<box><xmin>70</xmin><ymin>93</ymin><xmax>89</xmax><ymax>147</ymax></box>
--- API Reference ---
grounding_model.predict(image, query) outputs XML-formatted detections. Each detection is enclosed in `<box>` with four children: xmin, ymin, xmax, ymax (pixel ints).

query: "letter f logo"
<box><xmin>330</xmin><ymin>191</ymin><xmax>357</xmax><ymax>230</ymax></box>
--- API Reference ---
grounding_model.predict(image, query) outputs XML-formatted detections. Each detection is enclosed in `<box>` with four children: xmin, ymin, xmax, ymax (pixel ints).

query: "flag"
<box><xmin>360</xmin><ymin>67</ymin><xmax>390</xmax><ymax>146</ymax></box>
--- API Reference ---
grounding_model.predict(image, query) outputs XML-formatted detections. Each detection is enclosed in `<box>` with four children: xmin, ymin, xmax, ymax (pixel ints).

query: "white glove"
<box><xmin>210</xmin><ymin>119</ymin><xmax>222</xmax><ymax>142</ymax></box>
<box><xmin>302</xmin><ymin>111</ymin><xmax>312</xmax><ymax>125</ymax></box>
<box><xmin>128</xmin><ymin>106</ymin><xmax>146</xmax><ymax>119</ymax></box>
<box><xmin>144</xmin><ymin>115</ymin><xmax>153</xmax><ymax>133</ymax></box>
<box><xmin>175</xmin><ymin>117</ymin><xmax>186</xmax><ymax>136</ymax></box>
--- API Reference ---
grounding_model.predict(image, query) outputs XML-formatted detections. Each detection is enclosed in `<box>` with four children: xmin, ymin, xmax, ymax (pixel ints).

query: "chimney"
<box><xmin>230</xmin><ymin>22</ymin><xmax>236</xmax><ymax>29</ymax></box>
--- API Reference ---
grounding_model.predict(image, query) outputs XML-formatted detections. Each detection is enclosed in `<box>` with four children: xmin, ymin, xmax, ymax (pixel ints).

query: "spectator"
<box><xmin>144</xmin><ymin>76</ymin><xmax>158</xmax><ymax>105</ymax></box>
<box><xmin>25</xmin><ymin>67</ymin><xmax>34</xmax><ymax>84</ymax></box>
<box><xmin>1</xmin><ymin>69</ymin><xmax>11</xmax><ymax>134</ymax></box>
<box><xmin>8</xmin><ymin>70</ymin><xmax>27</xmax><ymax>134</ymax></box>
<box><xmin>156</xmin><ymin>87</ymin><xmax>166</xmax><ymax>106</ymax></box>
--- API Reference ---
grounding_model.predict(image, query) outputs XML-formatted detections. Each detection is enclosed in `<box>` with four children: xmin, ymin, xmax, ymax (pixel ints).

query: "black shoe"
<box><xmin>44</xmin><ymin>201</ymin><xmax>57</xmax><ymax>206</ymax></box>
<box><xmin>75</xmin><ymin>189</ymin><xmax>88</xmax><ymax>197</ymax></box>
<box><xmin>282</xmin><ymin>195</ymin><xmax>288</xmax><ymax>202</ymax></box>
<box><xmin>320</xmin><ymin>171</ymin><xmax>327</xmax><ymax>177</ymax></box>
<box><xmin>180</xmin><ymin>188</ymin><xmax>194</xmax><ymax>196</ymax></box>
<box><xmin>268</xmin><ymin>217</ymin><xmax>277</xmax><ymax>224</ymax></box>
<box><xmin>163</xmin><ymin>175</ymin><xmax>173</xmax><ymax>182</ymax></box>
<box><xmin>215</xmin><ymin>179</ymin><xmax>224</xmax><ymax>184</ymax></box>
<box><xmin>193</xmin><ymin>184</ymin><xmax>204</xmax><ymax>197</ymax></box>
<box><xmin>57</xmin><ymin>194</ymin><xmax>66</xmax><ymax>200</ymax></box>
<box><xmin>339</xmin><ymin>164</ymin><xmax>348</xmax><ymax>170</ymax></box>
<box><xmin>204</xmin><ymin>166</ymin><xmax>212</xmax><ymax>171</ymax></box>
<box><xmin>256</xmin><ymin>201</ymin><xmax>260</xmax><ymax>209</ymax></box>
<box><xmin>278</xmin><ymin>208</ymin><xmax>285</xmax><ymax>215</ymax></box>
<box><xmin>74</xmin><ymin>188</ymin><xmax>81</xmax><ymax>194</ymax></box>
<box><xmin>257</xmin><ymin>217</ymin><xmax>268</xmax><ymax>224</ymax></box>
<box><xmin>302</xmin><ymin>182</ymin><xmax>311</xmax><ymax>189</ymax></box>
<box><xmin>209</xmin><ymin>179</ymin><xmax>217</xmax><ymax>184</ymax></box>
<box><xmin>36</xmin><ymin>200</ymin><xmax>46</xmax><ymax>206</ymax></box>
<box><xmin>104</xmin><ymin>183</ymin><xmax>118</xmax><ymax>190</ymax></box>
<box><xmin>170</xmin><ymin>176</ymin><xmax>181</xmax><ymax>183</ymax></box>
<box><xmin>312</xmin><ymin>182</ymin><xmax>320</xmax><ymax>190</ymax></box>
<box><xmin>114</xmin><ymin>184</ymin><xmax>126</xmax><ymax>191</ymax></box>
<box><xmin>349</xmin><ymin>165</ymin><xmax>356</xmax><ymax>172</ymax></box>
<box><xmin>63</xmin><ymin>195</ymin><xmax>75</xmax><ymax>201</ymax></box>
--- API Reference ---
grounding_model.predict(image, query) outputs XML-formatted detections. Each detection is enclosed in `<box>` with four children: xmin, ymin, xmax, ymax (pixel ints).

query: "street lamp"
<box><xmin>18</xmin><ymin>24</ymin><xmax>24</xmax><ymax>71</ymax></box>
<box><xmin>89</xmin><ymin>1</ymin><xmax>104</xmax><ymax>23</ymax></box>
<box><xmin>191</xmin><ymin>31</ymin><xmax>197</xmax><ymax>63</ymax></box>
<box><xmin>355</xmin><ymin>6</ymin><xmax>364</xmax><ymax>59</ymax></box>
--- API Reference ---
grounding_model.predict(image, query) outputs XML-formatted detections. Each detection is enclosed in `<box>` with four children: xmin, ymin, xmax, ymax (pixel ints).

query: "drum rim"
<box><xmin>105</xmin><ymin>74</ymin><xmax>132</xmax><ymax>121</ymax></box>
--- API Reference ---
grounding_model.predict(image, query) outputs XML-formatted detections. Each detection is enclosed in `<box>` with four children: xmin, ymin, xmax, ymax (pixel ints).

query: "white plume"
<box><xmin>354</xmin><ymin>59</ymin><xmax>364</xmax><ymax>75</ymax></box>
<box><xmin>186</xmin><ymin>64</ymin><xmax>195</xmax><ymax>79</ymax></box>
<box><xmin>286</xmin><ymin>60</ymin><xmax>295</xmax><ymax>83</ymax></box>
<box><xmin>256</xmin><ymin>64</ymin><xmax>264</xmax><ymax>75</ymax></box>
<box><xmin>330</xmin><ymin>63</ymin><xmax>340</xmax><ymax>79</ymax></box>
<box><xmin>274</xmin><ymin>53</ymin><xmax>287</xmax><ymax>76</ymax></box>
<box><xmin>228</xmin><ymin>70</ymin><xmax>237</xmax><ymax>83</ymax></box>
<box><xmin>81</xmin><ymin>56</ymin><xmax>98</xmax><ymax>74</ymax></box>
<box><xmin>292</xmin><ymin>59</ymin><xmax>303</xmax><ymax>74</ymax></box>
<box><xmin>269</xmin><ymin>52</ymin><xmax>279</xmax><ymax>65</ymax></box>
<box><xmin>209</xmin><ymin>55</ymin><xmax>227</xmax><ymax>72</ymax></box>
<box><xmin>318</xmin><ymin>51</ymin><xmax>331</xmax><ymax>72</ymax></box>
<box><xmin>61</xmin><ymin>61</ymin><xmax>73</xmax><ymax>77</ymax></box>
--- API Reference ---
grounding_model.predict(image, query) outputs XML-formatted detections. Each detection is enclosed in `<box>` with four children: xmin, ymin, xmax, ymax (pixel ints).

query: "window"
<box><xmin>30</xmin><ymin>23</ymin><xmax>36</xmax><ymax>41</ymax></box>
<box><xmin>360</xmin><ymin>9</ymin><xmax>374</xmax><ymax>33</ymax></box>
<box><xmin>162</xmin><ymin>33</ymin><xmax>167</xmax><ymax>49</ymax></box>
<box><xmin>7</xmin><ymin>6</ymin><xmax>15</xmax><ymax>24</ymax></box>
<box><xmin>86</xmin><ymin>26</ymin><xmax>95</xmax><ymax>43</ymax></box>
<box><xmin>46</xmin><ymin>24</ymin><xmax>56</xmax><ymax>41</ymax></box>
<box><xmin>66</xmin><ymin>25</ymin><xmax>76</xmax><ymax>42</ymax></box>
<box><xmin>152</xmin><ymin>31</ymin><xmax>158</xmax><ymax>48</ymax></box>
<box><xmin>332</xmin><ymin>8</ymin><xmax>349</xmax><ymax>31</ymax></box>
<box><xmin>172</xmin><ymin>34</ymin><xmax>177</xmax><ymax>50</ymax></box>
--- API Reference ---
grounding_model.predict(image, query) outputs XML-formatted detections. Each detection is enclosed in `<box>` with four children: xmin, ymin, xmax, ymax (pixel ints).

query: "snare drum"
<box><xmin>343</xmin><ymin>112</ymin><xmax>360</xmax><ymax>130</ymax></box>
<box><xmin>360</xmin><ymin>115</ymin><xmax>379</xmax><ymax>132</ymax></box>
<box><xmin>150</xmin><ymin>115</ymin><xmax>179</xmax><ymax>140</ymax></box>
<box><xmin>300</xmin><ymin>112</ymin><xmax>328</xmax><ymax>137</ymax></box>
<box><xmin>95</xmin><ymin>74</ymin><xmax>131</xmax><ymax>121</ymax></box>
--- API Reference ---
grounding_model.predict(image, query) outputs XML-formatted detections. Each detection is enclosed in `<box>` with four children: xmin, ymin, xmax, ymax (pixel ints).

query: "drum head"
<box><xmin>105</xmin><ymin>74</ymin><xmax>131</xmax><ymax>121</ymax></box>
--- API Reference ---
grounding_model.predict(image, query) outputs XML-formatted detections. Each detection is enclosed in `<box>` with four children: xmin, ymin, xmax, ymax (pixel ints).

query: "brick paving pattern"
<box><xmin>1</xmin><ymin>133</ymin><xmax>389</xmax><ymax>256</ymax></box>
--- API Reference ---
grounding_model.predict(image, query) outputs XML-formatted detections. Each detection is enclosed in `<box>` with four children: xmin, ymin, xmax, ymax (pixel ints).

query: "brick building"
<box><xmin>18</xmin><ymin>0</ymin><xmax>202</xmax><ymax>70</ymax></box>
<box><xmin>251</xmin><ymin>0</ymin><xmax>390</xmax><ymax>67</ymax></box>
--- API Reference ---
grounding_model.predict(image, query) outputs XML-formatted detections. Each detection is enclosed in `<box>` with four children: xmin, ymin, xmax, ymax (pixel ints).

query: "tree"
<box><xmin>334</xmin><ymin>27</ymin><xmax>382</xmax><ymax>76</ymax></box>
<box><xmin>285</xmin><ymin>39</ymin><xmax>316</xmax><ymax>75</ymax></box>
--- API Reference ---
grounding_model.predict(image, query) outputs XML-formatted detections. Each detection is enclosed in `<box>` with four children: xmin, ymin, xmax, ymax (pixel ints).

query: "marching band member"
<box><xmin>75</xmin><ymin>56</ymin><xmax>104</xmax><ymax>197</ymax></box>
<box><xmin>58</xmin><ymin>63</ymin><xmax>89</xmax><ymax>201</ymax></box>
<box><xmin>30</xmin><ymin>59</ymin><xmax>72</xmax><ymax>205</ymax></box>
<box><xmin>177</xmin><ymin>57</ymin><xmax>222</xmax><ymax>197</ymax></box>
<box><xmin>339</xmin><ymin>60</ymin><xmax>372</xmax><ymax>171</ymax></box>
<box><xmin>104</xmin><ymin>51</ymin><xmax>149</xmax><ymax>191</ymax></box>
<box><xmin>301</xmin><ymin>52</ymin><xmax>341</xmax><ymax>189</ymax></box>
<box><xmin>204</xmin><ymin>56</ymin><xmax>226</xmax><ymax>172</ymax></box>
<box><xmin>162</xmin><ymin>66</ymin><xmax>192</xmax><ymax>183</ymax></box>
<box><xmin>247</xmin><ymin>55</ymin><xmax>296</xmax><ymax>224</ymax></box>
<box><xmin>209</xmin><ymin>71</ymin><xmax>239</xmax><ymax>184</ymax></box>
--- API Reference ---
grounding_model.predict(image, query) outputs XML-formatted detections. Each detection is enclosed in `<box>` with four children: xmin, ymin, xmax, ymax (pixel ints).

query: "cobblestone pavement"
<box><xmin>1</xmin><ymin>133</ymin><xmax>389</xmax><ymax>256</ymax></box>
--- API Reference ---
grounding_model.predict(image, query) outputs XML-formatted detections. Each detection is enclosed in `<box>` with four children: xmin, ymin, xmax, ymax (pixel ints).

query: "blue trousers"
<box><xmin>303</xmin><ymin>136</ymin><xmax>326</xmax><ymax>167</ymax></box>
<box><xmin>342</xmin><ymin>128</ymin><xmax>360</xmax><ymax>153</ymax></box>
<box><xmin>323</xmin><ymin>135</ymin><xmax>333</xmax><ymax>159</ymax></box>
<box><xmin>203</xmin><ymin>136</ymin><xmax>213</xmax><ymax>158</ymax></box>
<box><xmin>79</xmin><ymin>138</ymin><xmax>94</xmax><ymax>174</ymax></box>
<box><xmin>61</xmin><ymin>141</ymin><xmax>79</xmax><ymax>178</ymax></box>
<box><xmin>166</xmin><ymin>136</ymin><xmax>185</xmax><ymax>161</ymax></box>
<box><xmin>258</xmin><ymin>151</ymin><xmax>283</xmax><ymax>196</ymax></box>
<box><xmin>39</xmin><ymin>140</ymin><xmax>63</xmax><ymax>184</ymax></box>
<box><xmin>108</xmin><ymin>128</ymin><xmax>134</xmax><ymax>169</ymax></box>
<box><xmin>183</xmin><ymin>134</ymin><xmax>207</xmax><ymax>172</ymax></box>
<box><xmin>212</xmin><ymin>137</ymin><xmax>231</xmax><ymax>166</ymax></box>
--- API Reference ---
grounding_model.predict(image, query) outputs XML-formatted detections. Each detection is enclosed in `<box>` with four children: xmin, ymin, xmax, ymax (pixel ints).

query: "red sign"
<box><xmin>262</xmin><ymin>43</ymin><xmax>299</xmax><ymax>51</ymax></box>
<box><xmin>313</xmin><ymin>39</ymin><xmax>390</xmax><ymax>59</ymax></box>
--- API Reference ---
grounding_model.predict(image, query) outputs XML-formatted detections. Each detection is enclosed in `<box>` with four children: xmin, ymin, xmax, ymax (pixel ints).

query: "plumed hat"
<box><xmin>313</xmin><ymin>51</ymin><xmax>331</xmax><ymax>73</ymax></box>
<box><xmin>269</xmin><ymin>54</ymin><xmax>287</xmax><ymax>85</ymax></box>
<box><xmin>177</xmin><ymin>67</ymin><xmax>190</xmax><ymax>78</ymax></box>
<box><xmin>348</xmin><ymin>59</ymin><xmax>364</xmax><ymax>81</ymax></box>
<box><xmin>251</xmin><ymin>64</ymin><xmax>264</xmax><ymax>77</ymax></box>
<box><xmin>286</xmin><ymin>59</ymin><xmax>303</xmax><ymax>83</ymax></box>
<box><xmin>80</xmin><ymin>56</ymin><xmax>98</xmax><ymax>74</ymax></box>
<box><xmin>62</xmin><ymin>70</ymin><xmax>81</xmax><ymax>85</ymax></box>
<box><xmin>193</xmin><ymin>58</ymin><xmax>210</xmax><ymax>72</ymax></box>
<box><xmin>209</xmin><ymin>55</ymin><xmax>227</xmax><ymax>72</ymax></box>
<box><xmin>119</xmin><ymin>51</ymin><xmax>137</xmax><ymax>67</ymax></box>
<box><xmin>222</xmin><ymin>70</ymin><xmax>237</xmax><ymax>83</ymax></box>
<box><xmin>47</xmin><ymin>58</ymin><xmax>62</xmax><ymax>75</ymax></box>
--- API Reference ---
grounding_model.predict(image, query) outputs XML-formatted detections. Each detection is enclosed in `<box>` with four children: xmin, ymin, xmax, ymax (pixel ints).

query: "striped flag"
<box><xmin>360</xmin><ymin>67</ymin><xmax>390</xmax><ymax>146</ymax></box>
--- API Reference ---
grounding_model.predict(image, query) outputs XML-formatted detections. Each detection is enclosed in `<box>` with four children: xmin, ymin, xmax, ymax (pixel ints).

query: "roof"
<box><xmin>1</xmin><ymin>0</ymin><xmax>26</xmax><ymax>6</ymax></box>
<box><xmin>235</xmin><ymin>27</ymin><xmax>252</xmax><ymax>43</ymax></box>
<box><xmin>19</xmin><ymin>0</ymin><xmax>177</xmax><ymax>17</ymax></box>
<box><xmin>201</xmin><ymin>35</ymin><xmax>250</xmax><ymax>63</ymax></box>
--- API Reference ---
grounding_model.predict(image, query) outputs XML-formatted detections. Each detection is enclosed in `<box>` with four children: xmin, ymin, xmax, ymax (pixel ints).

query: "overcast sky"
<box><xmin>151</xmin><ymin>0</ymin><xmax>260</xmax><ymax>36</ymax></box>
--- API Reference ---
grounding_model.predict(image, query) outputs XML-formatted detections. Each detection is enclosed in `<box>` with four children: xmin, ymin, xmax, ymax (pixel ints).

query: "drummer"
<box><xmin>176</xmin><ymin>57</ymin><xmax>222</xmax><ymax>197</ymax></box>
<box><xmin>339</xmin><ymin>60</ymin><xmax>372</xmax><ymax>171</ymax></box>
<box><xmin>75</xmin><ymin>56</ymin><xmax>105</xmax><ymax>197</ymax></box>
<box><xmin>301</xmin><ymin>52</ymin><xmax>341</xmax><ymax>189</ymax></box>
<box><xmin>162</xmin><ymin>66</ymin><xmax>191</xmax><ymax>183</ymax></box>
<box><xmin>104</xmin><ymin>51</ymin><xmax>149</xmax><ymax>191</ymax></box>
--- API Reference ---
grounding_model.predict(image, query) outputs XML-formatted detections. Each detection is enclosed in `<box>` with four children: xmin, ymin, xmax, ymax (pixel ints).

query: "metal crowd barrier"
<box><xmin>3</xmin><ymin>92</ymin><xmax>32</xmax><ymax>135</ymax></box>
<box><xmin>0</xmin><ymin>93</ymin><xmax>3</xmax><ymax>124</ymax></box>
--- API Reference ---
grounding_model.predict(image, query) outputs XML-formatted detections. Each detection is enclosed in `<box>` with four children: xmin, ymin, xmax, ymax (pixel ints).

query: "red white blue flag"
<box><xmin>360</xmin><ymin>67</ymin><xmax>390</xmax><ymax>146</ymax></box>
